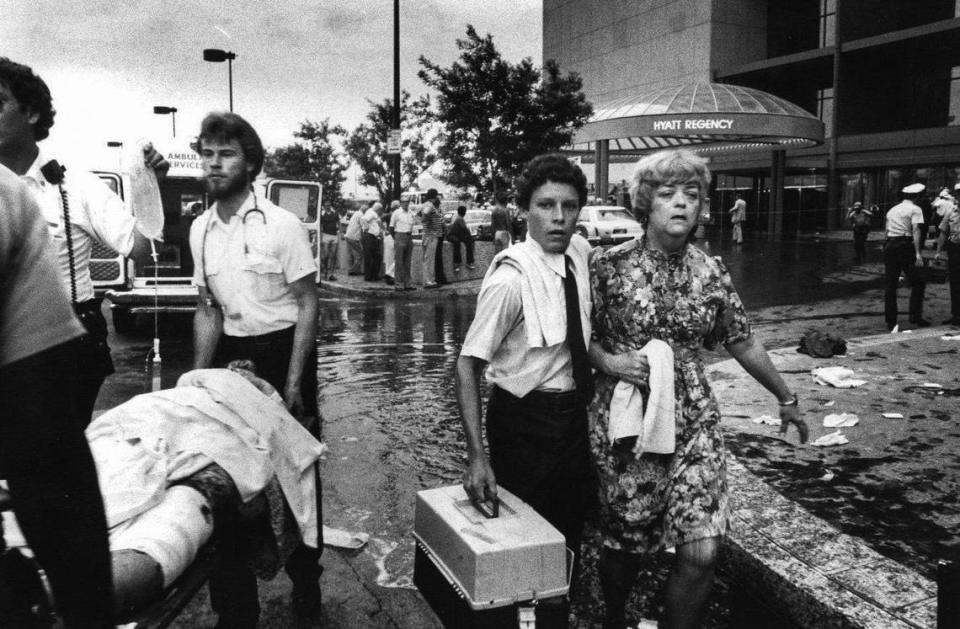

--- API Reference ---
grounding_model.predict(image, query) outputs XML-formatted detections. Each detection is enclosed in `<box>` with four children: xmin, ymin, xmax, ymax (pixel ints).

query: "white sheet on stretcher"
<box><xmin>86</xmin><ymin>368</ymin><xmax>326</xmax><ymax>548</ymax></box>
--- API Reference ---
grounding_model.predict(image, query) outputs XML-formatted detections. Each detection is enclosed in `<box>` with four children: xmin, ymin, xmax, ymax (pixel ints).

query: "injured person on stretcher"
<box><xmin>2</xmin><ymin>361</ymin><xmax>326</xmax><ymax>620</ymax></box>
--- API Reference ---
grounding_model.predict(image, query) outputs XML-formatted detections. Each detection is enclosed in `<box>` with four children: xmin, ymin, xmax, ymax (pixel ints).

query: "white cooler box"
<box><xmin>412</xmin><ymin>485</ymin><xmax>571</xmax><ymax>628</ymax></box>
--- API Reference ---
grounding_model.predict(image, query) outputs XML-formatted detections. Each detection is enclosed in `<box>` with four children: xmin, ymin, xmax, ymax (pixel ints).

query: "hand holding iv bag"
<box><xmin>124</xmin><ymin>140</ymin><xmax>165</xmax><ymax>242</ymax></box>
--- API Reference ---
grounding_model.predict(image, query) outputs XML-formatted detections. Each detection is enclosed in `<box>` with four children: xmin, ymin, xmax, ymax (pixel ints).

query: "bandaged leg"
<box><xmin>110</xmin><ymin>485</ymin><xmax>214</xmax><ymax>588</ymax></box>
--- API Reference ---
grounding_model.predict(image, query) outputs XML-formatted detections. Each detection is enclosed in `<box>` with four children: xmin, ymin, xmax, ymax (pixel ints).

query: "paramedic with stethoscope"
<box><xmin>187</xmin><ymin>111</ymin><xmax>323</xmax><ymax>627</ymax></box>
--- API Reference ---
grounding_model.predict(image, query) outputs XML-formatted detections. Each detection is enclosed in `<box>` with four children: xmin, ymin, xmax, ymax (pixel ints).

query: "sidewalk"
<box><xmin>707</xmin><ymin>326</ymin><xmax>959</xmax><ymax>628</ymax></box>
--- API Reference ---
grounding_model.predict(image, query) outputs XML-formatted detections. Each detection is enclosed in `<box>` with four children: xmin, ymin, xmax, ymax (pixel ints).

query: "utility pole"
<box><xmin>392</xmin><ymin>0</ymin><xmax>402</xmax><ymax>200</ymax></box>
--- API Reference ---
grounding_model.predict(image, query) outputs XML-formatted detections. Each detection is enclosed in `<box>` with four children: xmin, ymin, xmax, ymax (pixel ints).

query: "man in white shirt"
<box><xmin>884</xmin><ymin>183</ymin><xmax>928</xmax><ymax>330</ymax></box>
<box><xmin>361</xmin><ymin>201</ymin><xmax>383</xmax><ymax>281</ymax></box>
<box><xmin>456</xmin><ymin>155</ymin><xmax>602</xmax><ymax>625</ymax></box>
<box><xmin>390</xmin><ymin>198</ymin><xmax>415</xmax><ymax>290</ymax></box>
<box><xmin>0</xmin><ymin>57</ymin><xmax>168</xmax><ymax>421</ymax></box>
<box><xmin>729</xmin><ymin>194</ymin><xmax>746</xmax><ymax>244</ymax></box>
<box><xmin>344</xmin><ymin>205</ymin><xmax>364</xmax><ymax>275</ymax></box>
<box><xmin>189</xmin><ymin>111</ymin><xmax>322</xmax><ymax>627</ymax></box>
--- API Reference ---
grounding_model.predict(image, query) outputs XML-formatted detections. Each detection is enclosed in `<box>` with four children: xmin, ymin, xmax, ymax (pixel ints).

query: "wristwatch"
<box><xmin>779</xmin><ymin>393</ymin><xmax>798</xmax><ymax>407</ymax></box>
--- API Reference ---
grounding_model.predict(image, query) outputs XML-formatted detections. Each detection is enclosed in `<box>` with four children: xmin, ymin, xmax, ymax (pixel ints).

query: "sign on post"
<box><xmin>387</xmin><ymin>129</ymin><xmax>401</xmax><ymax>155</ymax></box>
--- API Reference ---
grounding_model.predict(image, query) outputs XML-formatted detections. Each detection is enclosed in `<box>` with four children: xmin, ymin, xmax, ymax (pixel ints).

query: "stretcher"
<box><xmin>0</xmin><ymin>458</ymin><xmax>323</xmax><ymax>628</ymax></box>
<box><xmin>0</xmin><ymin>485</ymin><xmax>224</xmax><ymax>629</ymax></box>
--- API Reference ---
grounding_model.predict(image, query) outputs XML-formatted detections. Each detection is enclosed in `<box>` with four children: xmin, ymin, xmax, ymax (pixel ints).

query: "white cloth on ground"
<box><xmin>607</xmin><ymin>339</ymin><xmax>675</xmax><ymax>455</ymax></box>
<box><xmin>812</xmin><ymin>366</ymin><xmax>867</xmax><ymax>388</ymax></box>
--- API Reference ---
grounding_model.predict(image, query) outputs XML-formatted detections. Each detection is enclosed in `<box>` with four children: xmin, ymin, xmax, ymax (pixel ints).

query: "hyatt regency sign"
<box><xmin>574</xmin><ymin>112</ymin><xmax>825</xmax><ymax>152</ymax></box>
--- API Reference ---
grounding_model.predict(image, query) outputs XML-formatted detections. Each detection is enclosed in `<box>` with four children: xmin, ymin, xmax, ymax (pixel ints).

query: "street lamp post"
<box><xmin>152</xmin><ymin>106</ymin><xmax>178</xmax><ymax>137</ymax></box>
<box><xmin>202</xmin><ymin>48</ymin><xmax>237</xmax><ymax>112</ymax></box>
<box><xmin>106</xmin><ymin>141</ymin><xmax>123</xmax><ymax>170</ymax></box>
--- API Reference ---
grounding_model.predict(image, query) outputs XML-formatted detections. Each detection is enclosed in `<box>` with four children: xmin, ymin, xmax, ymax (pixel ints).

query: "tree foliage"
<box><xmin>344</xmin><ymin>91</ymin><xmax>437</xmax><ymax>203</ymax></box>
<box><xmin>264</xmin><ymin>119</ymin><xmax>350</xmax><ymax>206</ymax></box>
<box><xmin>417</xmin><ymin>25</ymin><xmax>593</xmax><ymax>194</ymax></box>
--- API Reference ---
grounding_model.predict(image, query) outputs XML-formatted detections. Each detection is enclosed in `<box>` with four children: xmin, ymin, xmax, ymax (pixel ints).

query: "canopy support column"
<box><xmin>769</xmin><ymin>150</ymin><xmax>786</xmax><ymax>240</ymax></box>
<box><xmin>594</xmin><ymin>140</ymin><xmax>609</xmax><ymax>202</ymax></box>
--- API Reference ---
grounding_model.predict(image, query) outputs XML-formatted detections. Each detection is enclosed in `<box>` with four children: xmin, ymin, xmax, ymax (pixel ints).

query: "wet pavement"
<box><xmin>95</xmin><ymin>232</ymin><xmax>957</xmax><ymax>627</ymax></box>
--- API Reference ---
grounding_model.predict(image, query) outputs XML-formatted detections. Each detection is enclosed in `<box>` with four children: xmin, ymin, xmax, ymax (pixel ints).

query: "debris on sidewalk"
<box><xmin>812</xmin><ymin>366</ymin><xmax>867</xmax><ymax>388</ymax></box>
<box><xmin>323</xmin><ymin>525</ymin><xmax>370</xmax><ymax>550</ymax></box>
<box><xmin>798</xmin><ymin>328</ymin><xmax>847</xmax><ymax>357</ymax></box>
<box><xmin>823</xmin><ymin>412</ymin><xmax>859</xmax><ymax>428</ymax></box>
<box><xmin>882</xmin><ymin>412</ymin><xmax>905</xmax><ymax>419</ymax></box>
<box><xmin>941</xmin><ymin>332</ymin><xmax>960</xmax><ymax>341</ymax></box>
<box><xmin>811</xmin><ymin>430</ymin><xmax>850</xmax><ymax>447</ymax></box>
<box><xmin>921</xmin><ymin>382</ymin><xmax>943</xmax><ymax>389</ymax></box>
<box><xmin>752</xmin><ymin>414</ymin><xmax>781</xmax><ymax>426</ymax></box>
<box><xmin>820</xmin><ymin>470</ymin><xmax>836</xmax><ymax>481</ymax></box>
<box><xmin>823</xmin><ymin>400</ymin><xmax>836</xmax><ymax>407</ymax></box>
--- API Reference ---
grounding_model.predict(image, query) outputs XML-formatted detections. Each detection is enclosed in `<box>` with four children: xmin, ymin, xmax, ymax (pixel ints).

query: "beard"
<box><xmin>203</xmin><ymin>169</ymin><xmax>250</xmax><ymax>201</ymax></box>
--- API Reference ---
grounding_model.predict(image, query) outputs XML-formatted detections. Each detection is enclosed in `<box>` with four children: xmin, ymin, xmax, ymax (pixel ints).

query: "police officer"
<box><xmin>189</xmin><ymin>111</ymin><xmax>322</xmax><ymax>627</ymax></box>
<box><xmin>884</xmin><ymin>183</ymin><xmax>929</xmax><ymax>331</ymax></box>
<box><xmin>0</xmin><ymin>57</ymin><xmax>168</xmax><ymax>422</ymax></box>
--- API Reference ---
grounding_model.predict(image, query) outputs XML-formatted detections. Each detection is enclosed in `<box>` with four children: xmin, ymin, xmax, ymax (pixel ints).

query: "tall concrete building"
<box><xmin>545</xmin><ymin>0</ymin><xmax>960</xmax><ymax>238</ymax></box>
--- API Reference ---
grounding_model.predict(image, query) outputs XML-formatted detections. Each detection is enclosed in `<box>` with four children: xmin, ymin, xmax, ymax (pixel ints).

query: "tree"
<box><xmin>344</xmin><ymin>91</ymin><xmax>437</xmax><ymax>203</ymax></box>
<box><xmin>417</xmin><ymin>25</ymin><xmax>593</xmax><ymax>194</ymax></box>
<box><xmin>264</xmin><ymin>119</ymin><xmax>350</xmax><ymax>207</ymax></box>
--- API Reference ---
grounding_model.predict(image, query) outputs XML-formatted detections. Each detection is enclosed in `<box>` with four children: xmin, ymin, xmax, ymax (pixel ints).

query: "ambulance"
<box><xmin>97</xmin><ymin>143</ymin><xmax>322</xmax><ymax>332</ymax></box>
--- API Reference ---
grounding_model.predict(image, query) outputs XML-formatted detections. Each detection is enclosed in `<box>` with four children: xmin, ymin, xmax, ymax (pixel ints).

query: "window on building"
<box><xmin>818</xmin><ymin>87</ymin><xmax>835</xmax><ymax>135</ymax></box>
<box><xmin>949</xmin><ymin>66</ymin><xmax>960</xmax><ymax>126</ymax></box>
<box><xmin>820</xmin><ymin>0</ymin><xmax>836</xmax><ymax>47</ymax></box>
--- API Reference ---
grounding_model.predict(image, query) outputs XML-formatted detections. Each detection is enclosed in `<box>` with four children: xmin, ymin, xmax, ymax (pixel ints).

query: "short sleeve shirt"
<box><xmin>20</xmin><ymin>151</ymin><xmax>137</xmax><ymax>302</ymax></box>
<box><xmin>460</xmin><ymin>236</ymin><xmax>592</xmax><ymax>397</ymax></box>
<box><xmin>390</xmin><ymin>208</ymin><xmax>414</xmax><ymax>233</ymax></box>
<box><xmin>0</xmin><ymin>165</ymin><xmax>84</xmax><ymax>367</ymax></box>
<box><xmin>362</xmin><ymin>208</ymin><xmax>382</xmax><ymax>236</ymax></box>
<box><xmin>885</xmin><ymin>200</ymin><xmax>924</xmax><ymax>237</ymax></box>
<box><xmin>940</xmin><ymin>209</ymin><xmax>960</xmax><ymax>244</ymax></box>
<box><xmin>189</xmin><ymin>192</ymin><xmax>316</xmax><ymax>337</ymax></box>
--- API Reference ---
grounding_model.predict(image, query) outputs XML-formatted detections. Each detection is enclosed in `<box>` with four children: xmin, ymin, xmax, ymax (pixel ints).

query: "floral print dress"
<box><xmin>588</xmin><ymin>236</ymin><xmax>751</xmax><ymax>553</ymax></box>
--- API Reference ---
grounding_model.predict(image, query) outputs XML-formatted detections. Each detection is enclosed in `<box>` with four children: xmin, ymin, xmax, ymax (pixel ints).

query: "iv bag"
<box><xmin>124</xmin><ymin>140</ymin><xmax>164</xmax><ymax>241</ymax></box>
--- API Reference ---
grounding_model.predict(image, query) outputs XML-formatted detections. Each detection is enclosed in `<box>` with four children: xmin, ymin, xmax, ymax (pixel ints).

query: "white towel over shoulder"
<box><xmin>607</xmin><ymin>339</ymin><xmax>675</xmax><ymax>455</ymax></box>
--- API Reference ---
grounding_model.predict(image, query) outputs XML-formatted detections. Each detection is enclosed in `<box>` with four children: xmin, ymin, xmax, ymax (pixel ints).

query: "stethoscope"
<box><xmin>200</xmin><ymin>189</ymin><xmax>267</xmax><ymax>307</ymax></box>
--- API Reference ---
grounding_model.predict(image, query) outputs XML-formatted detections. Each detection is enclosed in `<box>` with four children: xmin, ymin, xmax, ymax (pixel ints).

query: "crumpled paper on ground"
<box><xmin>323</xmin><ymin>525</ymin><xmax>369</xmax><ymax>550</ymax></box>
<box><xmin>812</xmin><ymin>430</ymin><xmax>849</xmax><ymax>447</ymax></box>
<box><xmin>812</xmin><ymin>366</ymin><xmax>867</xmax><ymax>388</ymax></box>
<box><xmin>752</xmin><ymin>414</ymin><xmax>781</xmax><ymax>426</ymax></box>
<box><xmin>823</xmin><ymin>412</ymin><xmax>859</xmax><ymax>428</ymax></box>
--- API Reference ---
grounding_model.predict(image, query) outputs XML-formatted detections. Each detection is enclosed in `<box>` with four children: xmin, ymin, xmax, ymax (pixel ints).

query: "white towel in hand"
<box><xmin>607</xmin><ymin>339</ymin><xmax>675</xmax><ymax>455</ymax></box>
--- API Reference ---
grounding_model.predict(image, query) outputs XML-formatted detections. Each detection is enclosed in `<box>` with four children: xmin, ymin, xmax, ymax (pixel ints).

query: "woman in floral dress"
<box><xmin>587</xmin><ymin>149</ymin><xmax>809</xmax><ymax>629</ymax></box>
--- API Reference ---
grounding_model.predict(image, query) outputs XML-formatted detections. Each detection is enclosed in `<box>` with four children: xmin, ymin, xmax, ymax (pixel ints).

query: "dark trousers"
<box><xmin>948</xmin><ymin>241</ymin><xmax>960</xmax><ymax>319</ymax></box>
<box><xmin>346</xmin><ymin>237</ymin><xmax>363</xmax><ymax>274</ymax></box>
<box><xmin>449</xmin><ymin>236</ymin><xmax>475</xmax><ymax>266</ymax></box>
<box><xmin>394</xmin><ymin>232</ymin><xmax>413</xmax><ymax>287</ymax></box>
<box><xmin>485</xmin><ymin>387</ymin><xmax>594</xmax><ymax>595</ymax></box>
<box><xmin>72</xmin><ymin>299</ymin><xmax>115</xmax><ymax>422</ymax></box>
<box><xmin>361</xmin><ymin>232</ymin><xmax>382</xmax><ymax>281</ymax></box>
<box><xmin>211</xmin><ymin>326</ymin><xmax>322</xmax><ymax>625</ymax></box>
<box><xmin>434</xmin><ymin>237</ymin><xmax>447</xmax><ymax>285</ymax></box>
<box><xmin>0</xmin><ymin>341</ymin><xmax>113</xmax><ymax>628</ymax></box>
<box><xmin>853</xmin><ymin>225</ymin><xmax>870</xmax><ymax>261</ymax></box>
<box><xmin>884</xmin><ymin>238</ymin><xmax>926</xmax><ymax>327</ymax></box>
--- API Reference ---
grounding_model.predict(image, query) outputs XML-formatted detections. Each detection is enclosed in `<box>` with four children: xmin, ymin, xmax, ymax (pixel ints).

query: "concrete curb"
<box><xmin>710</xmin><ymin>330</ymin><xmax>950</xmax><ymax>629</ymax></box>
<box><xmin>319</xmin><ymin>278</ymin><xmax>481</xmax><ymax>302</ymax></box>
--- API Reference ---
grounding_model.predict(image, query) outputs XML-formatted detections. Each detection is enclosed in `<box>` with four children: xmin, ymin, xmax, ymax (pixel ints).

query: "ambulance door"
<box><xmin>266</xmin><ymin>180</ymin><xmax>323</xmax><ymax>282</ymax></box>
<box><xmin>90</xmin><ymin>171</ymin><xmax>128</xmax><ymax>293</ymax></box>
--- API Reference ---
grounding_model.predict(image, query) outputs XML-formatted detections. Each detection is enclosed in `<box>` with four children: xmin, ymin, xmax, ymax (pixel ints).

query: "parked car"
<box><xmin>576</xmin><ymin>205</ymin><xmax>644</xmax><ymax>246</ymax></box>
<box><xmin>443</xmin><ymin>209</ymin><xmax>493</xmax><ymax>240</ymax></box>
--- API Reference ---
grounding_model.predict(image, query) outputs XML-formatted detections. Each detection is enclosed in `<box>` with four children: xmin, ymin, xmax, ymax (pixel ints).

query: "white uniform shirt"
<box><xmin>885</xmin><ymin>200</ymin><xmax>924</xmax><ymax>238</ymax></box>
<box><xmin>189</xmin><ymin>192</ymin><xmax>316</xmax><ymax>337</ymax></box>
<box><xmin>20</xmin><ymin>151</ymin><xmax>137</xmax><ymax>302</ymax></box>
<box><xmin>390</xmin><ymin>208</ymin><xmax>414</xmax><ymax>233</ymax></box>
<box><xmin>362</xmin><ymin>208</ymin><xmax>382</xmax><ymax>237</ymax></box>
<box><xmin>345</xmin><ymin>209</ymin><xmax>363</xmax><ymax>240</ymax></box>
<box><xmin>460</xmin><ymin>236</ymin><xmax>592</xmax><ymax>398</ymax></box>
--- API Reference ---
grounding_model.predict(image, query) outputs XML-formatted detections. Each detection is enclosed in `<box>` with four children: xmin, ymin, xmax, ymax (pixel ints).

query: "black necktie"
<box><xmin>564</xmin><ymin>255</ymin><xmax>594</xmax><ymax>405</ymax></box>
